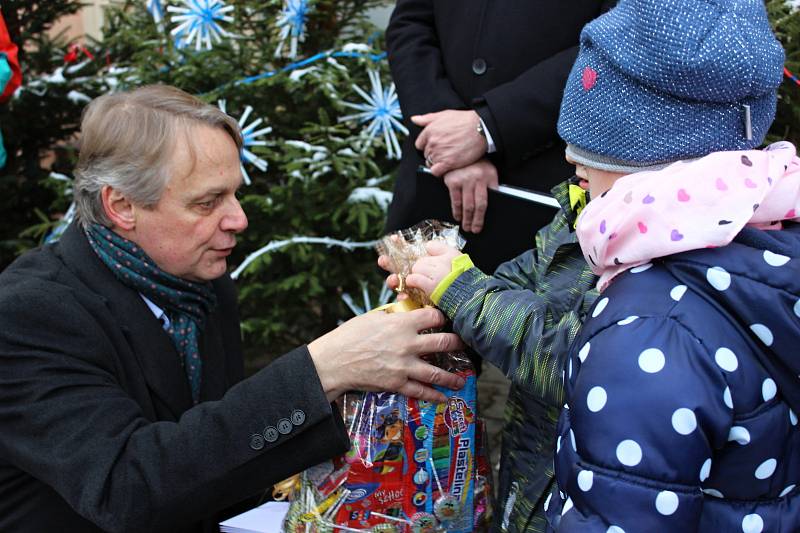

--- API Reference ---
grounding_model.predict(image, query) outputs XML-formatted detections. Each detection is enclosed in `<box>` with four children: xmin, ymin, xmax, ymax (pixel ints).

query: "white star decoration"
<box><xmin>167</xmin><ymin>0</ymin><xmax>234</xmax><ymax>51</ymax></box>
<box><xmin>339</xmin><ymin>70</ymin><xmax>408</xmax><ymax>160</ymax></box>
<box><xmin>218</xmin><ymin>100</ymin><xmax>271</xmax><ymax>185</ymax></box>
<box><xmin>341</xmin><ymin>281</ymin><xmax>393</xmax><ymax>316</ymax></box>
<box><xmin>274</xmin><ymin>0</ymin><xmax>311</xmax><ymax>59</ymax></box>
<box><xmin>146</xmin><ymin>0</ymin><xmax>165</xmax><ymax>24</ymax></box>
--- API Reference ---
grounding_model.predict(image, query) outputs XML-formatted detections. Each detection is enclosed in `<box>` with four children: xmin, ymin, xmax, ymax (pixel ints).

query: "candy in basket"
<box><xmin>280</xmin><ymin>221</ymin><xmax>492</xmax><ymax>532</ymax></box>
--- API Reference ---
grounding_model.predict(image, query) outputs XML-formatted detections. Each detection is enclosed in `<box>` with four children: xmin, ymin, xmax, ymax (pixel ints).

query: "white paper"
<box><xmin>495</xmin><ymin>184</ymin><xmax>560</xmax><ymax>208</ymax></box>
<box><xmin>219</xmin><ymin>501</ymin><xmax>290</xmax><ymax>533</ymax></box>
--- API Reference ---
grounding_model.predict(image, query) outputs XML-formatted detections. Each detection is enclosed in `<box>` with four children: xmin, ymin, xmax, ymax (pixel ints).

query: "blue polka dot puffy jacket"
<box><xmin>546</xmin><ymin>223</ymin><xmax>800</xmax><ymax>532</ymax></box>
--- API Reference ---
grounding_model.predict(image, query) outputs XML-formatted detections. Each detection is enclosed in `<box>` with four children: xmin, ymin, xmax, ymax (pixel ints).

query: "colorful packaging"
<box><xmin>279</xmin><ymin>221</ymin><xmax>492</xmax><ymax>533</ymax></box>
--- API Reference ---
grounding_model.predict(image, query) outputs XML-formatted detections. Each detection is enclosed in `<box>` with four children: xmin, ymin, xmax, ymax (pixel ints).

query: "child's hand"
<box><xmin>378</xmin><ymin>242</ymin><xmax>463</xmax><ymax>298</ymax></box>
<box><xmin>407</xmin><ymin>242</ymin><xmax>463</xmax><ymax>297</ymax></box>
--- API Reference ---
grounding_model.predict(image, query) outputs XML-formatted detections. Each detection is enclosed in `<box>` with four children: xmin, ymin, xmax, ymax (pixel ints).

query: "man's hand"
<box><xmin>307</xmin><ymin>308</ymin><xmax>466</xmax><ymax>403</ymax></box>
<box><xmin>413</xmin><ymin>110</ymin><xmax>488</xmax><ymax>176</ymax></box>
<box><xmin>380</xmin><ymin>242</ymin><xmax>462</xmax><ymax>298</ymax></box>
<box><xmin>442</xmin><ymin>158</ymin><xmax>498</xmax><ymax>233</ymax></box>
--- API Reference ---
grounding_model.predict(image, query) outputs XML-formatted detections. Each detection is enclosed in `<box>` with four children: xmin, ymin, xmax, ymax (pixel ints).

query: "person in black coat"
<box><xmin>0</xmin><ymin>85</ymin><xmax>465</xmax><ymax>533</ymax></box>
<box><xmin>384</xmin><ymin>0</ymin><xmax>617</xmax><ymax>274</ymax></box>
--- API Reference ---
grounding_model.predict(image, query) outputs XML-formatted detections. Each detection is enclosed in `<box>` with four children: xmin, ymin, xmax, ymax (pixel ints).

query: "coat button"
<box><xmin>249</xmin><ymin>433</ymin><xmax>265</xmax><ymax>451</ymax></box>
<box><xmin>472</xmin><ymin>58</ymin><xmax>487</xmax><ymax>75</ymax></box>
<box><xmin>291</xmin><ymin>409</ymin><xmax>306</xmax><ymax>426</ymax></box>
<box><xmin>277</xmin><ymin>418</ymin><xmax>293</xmax><ymax>434</ymax></box>
<box><xmin>263</xmin><ymin>426</ymin><xmax>279</xmax><ymax>443</ymax></box>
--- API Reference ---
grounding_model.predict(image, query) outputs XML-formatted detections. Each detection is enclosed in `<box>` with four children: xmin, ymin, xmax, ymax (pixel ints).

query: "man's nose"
<box><xmin>221</xmin><ymin>196</ymin><xmax>248</xmax><ymax>234</ymax></box>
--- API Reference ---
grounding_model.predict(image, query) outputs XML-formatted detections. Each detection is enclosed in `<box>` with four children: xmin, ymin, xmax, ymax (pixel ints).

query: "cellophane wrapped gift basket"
<box><xmin>277</xmin><ymin>221</ymin><xmax>493</xmax><ymax>533</ymax></box>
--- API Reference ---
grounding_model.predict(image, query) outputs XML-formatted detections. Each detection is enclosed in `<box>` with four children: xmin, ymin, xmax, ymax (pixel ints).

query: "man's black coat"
<box><xmin>0</xmin><ymin>223</ymin><xmax>349</xmax><ymax>532</ymax></box>
<box><xmin>385</xmin><ymin>0</ymin><xmax>616</xmax><ymax>273</ymax></box>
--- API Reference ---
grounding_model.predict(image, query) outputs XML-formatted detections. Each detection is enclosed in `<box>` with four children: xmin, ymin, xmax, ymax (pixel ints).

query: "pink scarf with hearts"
<box><xmin>576</xmin><ymin>142</ymin><xmax>800</xmax><ymax>292</ymax></box>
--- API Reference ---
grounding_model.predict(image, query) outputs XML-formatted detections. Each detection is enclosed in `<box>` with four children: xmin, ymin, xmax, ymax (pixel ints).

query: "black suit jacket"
<box><xmin>0</xmin><ymin>223</ymin><xmax>349</xmax><ymax>532</ymax></box>
<box><xmin>385</xmin><ymin>0</ymin><xmax>616</xmax><ymax>273</ymax></box>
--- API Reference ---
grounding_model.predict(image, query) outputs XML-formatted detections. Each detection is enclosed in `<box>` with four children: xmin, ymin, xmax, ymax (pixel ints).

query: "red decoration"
<box><xmin>582</xmin><ymin>66</ymin><xmax>597</xmax><ymax>91</ymax></box>
<box><xmin>785</xmin><ymin>66</ymin><xmax>800</xmax><ymax>87</ymax></box>
<box><xmin>0</xmin><ymin>11</ymin><xmax>21</xmax><ymax>103</ymax></box>
<box><xmin>64</xmin><ymin>43</ymin><xmax>95</xmax><ymax>65</ymax></box>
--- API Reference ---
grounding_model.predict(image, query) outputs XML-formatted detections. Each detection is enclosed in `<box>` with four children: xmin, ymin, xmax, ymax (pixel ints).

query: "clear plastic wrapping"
<box><xmin>374</xmin><ymin>220</ymin><xmax>465</xmax><ymax>309</ymax></box>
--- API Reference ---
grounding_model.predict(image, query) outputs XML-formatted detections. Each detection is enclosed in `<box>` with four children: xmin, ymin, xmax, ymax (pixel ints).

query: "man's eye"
<box><xmin>197</xmin><ymin>199</ymin><xmax>216</xmax><ymax>209</ymax></box>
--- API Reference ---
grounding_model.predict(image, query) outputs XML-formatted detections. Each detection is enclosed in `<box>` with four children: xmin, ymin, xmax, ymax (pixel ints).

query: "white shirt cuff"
<box><xmin>479</xmin><ymin>117</ymin><xmax>497</xmax><ymax>153</ymax></box>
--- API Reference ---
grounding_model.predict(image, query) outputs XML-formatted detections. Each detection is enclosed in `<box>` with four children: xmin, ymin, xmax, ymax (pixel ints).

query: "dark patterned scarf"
<box><xmin>84</xmin><ymin>223</ymin><xmax>217</xmax><ymax>404</ymax></box>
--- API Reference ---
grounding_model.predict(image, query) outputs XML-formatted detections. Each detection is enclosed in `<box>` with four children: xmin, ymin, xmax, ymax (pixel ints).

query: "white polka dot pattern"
<box><xmin>762</xmin><ymin>378</ymin><xmax>777</xmax><ymax>402</ymax></box>
<box><xmin>551</xmin><ymin>227</ymin><xmax>799</xmax><ymax>533</ymax></box>
<box><xmin>671</xmin><ymin>408</ymin><xmax>697</xmax><ymax>435</ymax></box>
<box><xmin>561</xmin><ymin>496</ymin><xmax>574</xmax><ymax>516</ymax></box>
<box><xmin>670</xmin><ymin>284</ymin><xmax>688</xmax><ymax>301</ymax></box>
<box><xmin>706</xmin><ymin>266</ymin><xmax>731</xmax><ymax>291</ymax></box>
<box><xmin>616</xmin><ymin>440</ymin><xmax>642</xmax><ymax>466</ymax></box>
<box><xmin>749</xmin><ymin>324</ymin><xmax>774</xmax><ymax>346</ymax></box>
<box><xmin>655</xmin><ymin>491</ymin><xmax>679</xmax><ymax>515</ymax></box>
<box><xmin>714</xmin><ymin>347</ymin><xmax>738</xmax><ymax>372</ymax></box>
<box><xmin>587</xmin><ymin>386</ymin><xmax>607</xmax><ymax>412</ymax></box>
<box><xmin>741</xmin><ymin>513</ymin><xmax>764</xmax><ymax>533</ymax></box>
<box><xmin>639</xmin><ymin>348</ymin><xmax>665</xmax><ymax>373</ymax></box>
<box><xmin>578</xmin><ymin>470</ymin><xmax>594</xmax><ymax>492</ymax></box>
<box><xmin>700</xmin><ymin>458</ymin><xmax>712</xmax><ymax>482</ymax></box>
<box><xmin>754</xmin><ymin>458</ymin><xmax>777</xmax><ymax>480</ymax></box>
<box><xmin>578</xmin><ymin>342</ymin><xmax>591</xmax><ymax>362</ymax></box>
<box><xmin>763</xmin><ymin>250</ymin><xmax>790</xmax><ymax>266</ymax></box>
<box><xmin>592</xmin><ymin>297</ymin><xmax>609</xmax><ymax>317</ymax></box>
<box><xmin>728</xmin><ymin>426</ymin><xmax>751</xmax><ymax>445</ymax></box>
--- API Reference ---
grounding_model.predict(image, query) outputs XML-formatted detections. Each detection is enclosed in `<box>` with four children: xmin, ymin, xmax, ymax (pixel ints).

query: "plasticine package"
<box><xmin>279</xmin><ymin>221</ymin><xmax>491</xmax><ymax>533</ymax></box>
<box><xmin>335</xmin><ymin>370</ymin><xmax>478</xmax><ymax>532</ymax></box>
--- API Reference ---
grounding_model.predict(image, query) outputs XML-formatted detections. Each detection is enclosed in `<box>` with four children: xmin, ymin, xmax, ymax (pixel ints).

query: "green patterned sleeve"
<box><xmin>437</xmin><ymin>248</ymin><xmax>566</xmax><ymax>401</ymax></box>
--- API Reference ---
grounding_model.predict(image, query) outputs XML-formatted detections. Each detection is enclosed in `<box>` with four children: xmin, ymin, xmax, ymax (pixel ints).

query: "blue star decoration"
<box><xmin>167</xmin><ymin>0</ymin><xmax>234</xmax><ymax>51</ymax></box>
<box><xmin>339</xmin><ymin>70</ymin><xmax>409</xmax><ymax>160</ymax></box>
<box><xmin>274</xmin><ymin>0</ymin><xmax>311</xmax><ymax>59</ymax></box>
<box><xmin>218</xmin><ymin>100</ymin><xmax>271</xmax><ymax>185</ymax></box>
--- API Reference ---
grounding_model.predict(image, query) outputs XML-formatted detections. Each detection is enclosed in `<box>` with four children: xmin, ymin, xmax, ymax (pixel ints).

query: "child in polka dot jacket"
<box><xmin>545</xmin><ymin>0</ymin><xmax>800</xmax><ymax>532</ymax></box>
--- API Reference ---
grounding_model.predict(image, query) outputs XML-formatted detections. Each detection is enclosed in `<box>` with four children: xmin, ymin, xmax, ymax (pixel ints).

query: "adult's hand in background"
<box><xmin>413</xmin><ymin>109</ymin><xmax>487</xmax><ymax>176</ymax></box>
<box><xmin>442</xmin><ymin>158</ymin><xmax>498</xmax><ymax>233</ymax></box>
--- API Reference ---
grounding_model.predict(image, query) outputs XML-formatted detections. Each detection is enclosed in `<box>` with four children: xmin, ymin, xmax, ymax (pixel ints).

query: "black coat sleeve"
<box><xmin>385</xmin><ymin>0</ymin><xmax>467</xmax><ymax>120</ymax></box>
<box><xmin>0</xmin><ymin>285</ymin><xmax>349</xmax><ymax>533</ymax></box>
<box><xmin>475</xmin><ymin>0</ymin><xmax>618</xmax><ymax>164</ymax></box>
<box><xmin>474</xmin><ymin>46</ymin><xmax>581</xmax><ymax>161</ymax></box>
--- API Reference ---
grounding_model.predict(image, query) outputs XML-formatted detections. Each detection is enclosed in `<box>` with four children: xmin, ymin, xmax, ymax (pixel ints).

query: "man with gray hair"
<box><xmin>0</xmin><ymin>85</ymin><xmax>465</xmax><ymax>532</ymax></box>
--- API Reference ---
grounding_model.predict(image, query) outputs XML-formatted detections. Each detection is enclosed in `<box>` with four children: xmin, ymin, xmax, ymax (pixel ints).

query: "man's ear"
<box><xmin>101</xmin><ymin>185</ymin><xmax>136</xmax><ymax>231</ymax></box>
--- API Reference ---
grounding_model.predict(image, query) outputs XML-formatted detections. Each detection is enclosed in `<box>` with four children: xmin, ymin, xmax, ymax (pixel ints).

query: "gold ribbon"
<box><xmin>272</xmin><ymin>474</ymin><xmax>301</xmax><ymax>501</ymax></box>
